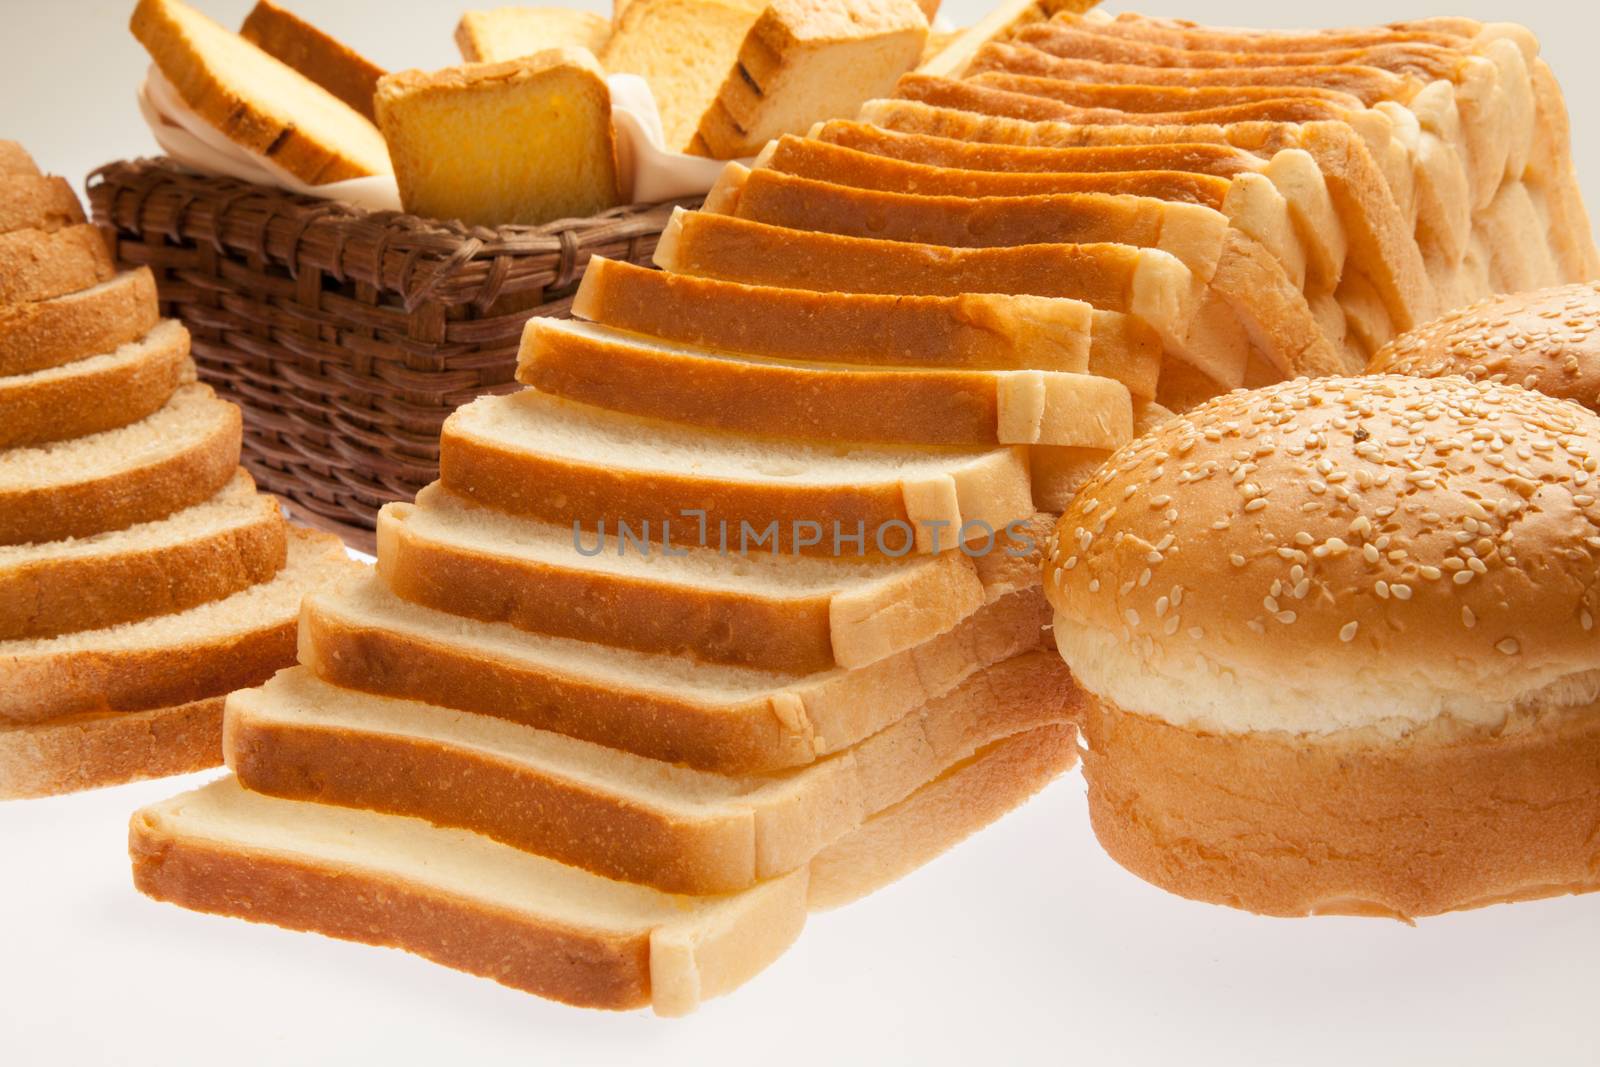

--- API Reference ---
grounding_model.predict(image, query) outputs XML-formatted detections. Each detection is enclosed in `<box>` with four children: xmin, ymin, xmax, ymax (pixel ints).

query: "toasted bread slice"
<box><xmin>0</xmin><ymin>270</ymin><xmax>161</xmax><ymax>378</ymax></box>
<box><xmin>239</xmin><ymin>0</ymin><xmax>387</xmax><ymax>122</ymax></box>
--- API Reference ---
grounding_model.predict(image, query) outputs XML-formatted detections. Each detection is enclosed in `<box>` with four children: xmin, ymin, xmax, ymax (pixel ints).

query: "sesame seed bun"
<box><xmin>1043</xmin><ymin>374</ymin><xmax>1600</xmax><ymax>918</ymax></box>
<box><xmin>1370</xmin><ymin>282</ymin><xmax>1600</xmax><ymax>413</ymax></box>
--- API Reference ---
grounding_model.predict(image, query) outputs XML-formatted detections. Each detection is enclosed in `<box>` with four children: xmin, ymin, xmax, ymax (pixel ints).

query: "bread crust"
<box><xmin>1080</xmin><ymin>694</ymin><xmax>1600</xmax><ymax>919</ymax></box>
<box><xmin>239</xmin><ymin>0</ymin><xmax>386</xmax><ymax>122</ymax></box>
<box><xmin>0</xmin><ymin>480</ymin><xmax>286</xmax><ymax>641</ymax></box>
<box><xmin>0</xmin><ymin>175</ymin><xmax>85</xmax><ymax>236</ymax></box>
<box><xmin>0</xmin><ymin>269</ymin><xmax>160</xmax><ymax>378</ymax></box>
<box><xmin>0</xmin><ymin>389</ymin><xmax>241</xmax><ymax>546</ymax></box>
<box><xmin>0</xmin><ymin>224</ymin><xmax>115</xmax><ymax>306</ymax></box>
<box><xmin>0</xmin><ymin>696</ymin><xmax>224</xmax><ymax>799</ymax></box>
<box><xmin>0</xmin><ymin>322</ymin><xmax>194</xmax><ymax>449</ymax></box>
<box><xmin>0</xmin><ymin>140</ymin><xmax>39</xmax><ymax>176</ymax></box>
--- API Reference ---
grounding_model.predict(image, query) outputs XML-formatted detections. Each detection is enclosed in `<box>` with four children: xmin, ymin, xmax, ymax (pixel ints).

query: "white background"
<box><xmin>3</xmin><ymin>1</ymin><xmax>1599</xmax><ymax>1064</ymax></box>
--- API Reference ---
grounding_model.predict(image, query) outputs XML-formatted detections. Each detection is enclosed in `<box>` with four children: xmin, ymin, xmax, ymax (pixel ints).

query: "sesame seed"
<box><xmin>1496</xmin><ymin>638</ymin><xmax>1520</xmax><ymax>655</ymax></box>
<box><xmin>1392</xmin><ymin>584</ymin><xmax>1413</xmax><ymax>600</ymax></box>
<box><xmin>1124</xmin><ymin>609</ymin><xmax>1140</xmax><ymax>627</ymax></box>
<box><xmin>1340</xmin><ymin>621</ymin><xmax>1359</xmax><ymax>642</ymax></box>
<box><xmin>1462</xmin><ymin>607</ymin><xmax>1476</xmax><ymax>628</ymax></box>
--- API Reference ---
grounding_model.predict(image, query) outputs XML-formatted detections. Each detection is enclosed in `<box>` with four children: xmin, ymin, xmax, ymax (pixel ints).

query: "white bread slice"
<box><xmin>378</xmin><ymin>483</ymin><xmax>1051</xmax><ymax>673</ymax></box>
<box><xmin>133</xmin><ymin>719</ymin><xmax>1072</xmax><ymax>1011</ymax></box>
<box><xmin>440</xmin><ymin>389</ymin><xmax>1033</xmax><ymax>556</ymax></box>
<box><xmin>519</xmin><ymin>318</ymin><xmax>1134</xmax><ymax>449</ymax></box>
<box><xmin>0</xmin><ymin>526</ymin><xmax>354</xmax><ymax>726</ymax></box>
<box><xmin>573</xmin><ymin>253</ymin><xmax>1124</xmax><ymax>376</ymax></box>
<box><xmin>0</xmin><ymin>140</ymin><xmax>39</xmax><ymax>175</ymax></box>
<box><xmin>239</xmin><ymin>0</ymin><xmax>387</xmax><ymax>123</ymax></box>
<box><xmin>599</xmin><ymin>0</ymin><xmax>766</xmax><ymax>152</ymax></box>
<box><xmin>376</xmin><ymin>49</ymin><xmax>620</xmax><ymax>227</ymax></box>
<box><xmin>691</xmin><ymin>0</ymin><xmax>928</xmax><ymax>159</ymax></box>
<box><xmin>0</xmin><ymin>270</ymin><xmax>161</xmax><ymax>378</ymax></box>
<box><xmin>300</xmin><ymin>570</ymin><xmax>1050</xmax><ymax>774</ymax></box>
<box><xmin>0</xmin><ymin>224</ymin><xmax>115</xmax><ymax>306</ymax></box>
<box><xmin>130</xmin><ymin>0</ymin><xmax>392</xmax><ymax>183</ymax></box>
<box><xmin>455</xmin><ymin>7</ymin><xmax>613</xmax><ymax>64</ymax></box>
<box><xmin>0</xmin><ymin>320</ymin><xmax>194</xmax><ymax>449</ymax></box>
<box><xmin>0</xmin><ymin>470</ymin><xmax>285</xmax><ymax>641</ymax></box>
<box><xmin>0</xmin><ymin>695</ymin><xmax>225</xmax><ymax>800</ymax></box>
<box><xmin>0</xmin><ymin>383</ymin><xmax>241</xmax><ymax>546</ymax></box>
<box><xmin>0</xmin><ymin>175</ymin><xmax>85</xmax><ymax>236</ymax></box>
<box><xmin>225</xmin><ymin>650</ymin><xmax>1078</xmax><ymax>893</ymax></box>
<box><xmin>1030</xmin><ymin>398</ymin><xmax>1174</xmax><ymax>512</ymax></box>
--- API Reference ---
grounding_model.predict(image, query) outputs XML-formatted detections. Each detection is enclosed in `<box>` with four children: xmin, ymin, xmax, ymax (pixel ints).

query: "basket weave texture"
<box><xmin>89</xmin><ymin>157</ymin><xmax>698</xmax><ymax>552</ymax></box>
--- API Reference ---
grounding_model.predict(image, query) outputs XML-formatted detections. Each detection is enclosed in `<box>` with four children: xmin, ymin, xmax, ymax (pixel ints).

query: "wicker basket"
<box><xmin>89</xmin><ymin>157</ymin><xmax>700</xmax><ymax>552</ymax></box>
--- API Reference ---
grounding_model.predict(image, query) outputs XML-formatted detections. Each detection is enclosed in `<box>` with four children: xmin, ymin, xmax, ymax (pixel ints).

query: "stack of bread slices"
<box><xmin>0</xmin><ymin>141</ymin><xmax>357</xmax><ymax>799</ymax></box>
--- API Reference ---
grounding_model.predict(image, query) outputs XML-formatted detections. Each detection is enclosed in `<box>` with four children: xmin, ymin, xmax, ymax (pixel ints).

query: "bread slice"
<box><xmin>226</xmin><ymin>650</ymin><xmax>1078</xmax><ymax>893</ymax></box>
<box><xmin>0</xmin><ymin>140</ymin><xmax>39</xmax><ymax>176</ymax></box>
<box><xmin>301</xmin><ymin>571</ymin><xmax>1050</xmax><ymax>774</ymax></box>
<box><xmin>379</xmin><ymin>483</ymin><xmax>1046</xmax><ymax>672</ymax></box>
<box><xmin>130</xmin><ymin>0</ymin><xmax>392</xmax><ymax>183</ymax></box>
<box><xmin>0</xmin><ymin>320</ymin><xmax>194</xmax><ymax>449</ymax></box>
<box><xmin>440</xmin><ymin>389</ymin><xmax>1032</xmax><ymax>556</ymax></box>
<box><xmin>600</xmin><ymin>0</ymin><xmax>766</xmax><ymax>151</ymax></box>
<box><xmin>691</xmin><ymin>0</ymin><xmax>928</xmax><ymax>159</ymax></box>
<box><xmin>520</xmin><ymin>318</ymin><xmax>1134</xmax><ymax>449</ymax></box>
<box><xmin>0</xmin><ymin>383</ymin><xmax>241</xmax><ymax>546</ymax></box>
<box><xmin>0</xmin><ymin>470</ymin><xmax>285</xmax><ymax>641</ymax></box>
<box><xmin>455</xmin><ymin>7</ymin><xmax>613</xmax><ymax>64</ymax></box>
<box><xmin>0</xmin><ymin>175</ymin><xmax>85</xmax><ymax>236</ymax></box>
<box><xmin>0</xmin><ymin>224</ymin><xmax>115</xmax><ymax>306</ymax></box>
<box><xmin>574</xmin><ymin>254</ymin><xmax>1097</xmax><ymax>372</ymax></box>
<box><xmin>376</xmin><ymin>49</ymin><xmax>620</xmax><ymax>227</ymax></box>
<box><xmin>0</xmin><ymin>270</ymin><xmax>161</xmax><ymax>378</ymax></box>
<box><xmin>132</xmin><ymin>719</ymin><xmax>1072</xmax><ymax>1012</ymax></box>
<box><xmin>0</xmin><ymin>526</ymin><xmax>353</xmax><ymax>725</ymax></box>
<box><xmin>0</xmin><ymin>695</ymin><xmax>224</xmax><ymax>800</ymax></box>
<box><xmin>239</xmin><ymin>0</ymin><xmax>387</xmax><ymax>123</ymax></box>
<box><xmin>1031</xmin><ymin>398</ymin><xmax>1174</xmax><ymax>512</ymax></box>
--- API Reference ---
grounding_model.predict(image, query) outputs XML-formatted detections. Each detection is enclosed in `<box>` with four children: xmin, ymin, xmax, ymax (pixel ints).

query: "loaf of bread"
<box><xmin>239</xmin><ymin>0</ymin><xmax>387</xmax><ymax>122</ymax></box>
<box><xmin>456</xmin><ymin>7</ymin><xmax>613</xmax><ymax>63</ymax></box>
<box><xmin>376</xmin><ymin>49</ymin><xmax>620</xmax><ymax>226</ymax></box>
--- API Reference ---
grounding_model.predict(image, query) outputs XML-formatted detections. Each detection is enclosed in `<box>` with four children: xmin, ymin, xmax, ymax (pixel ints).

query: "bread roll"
<box><xmin>1044</xmin><ymin>374</ymin><xmax>1600</xmax><ymax>919</ymax></box>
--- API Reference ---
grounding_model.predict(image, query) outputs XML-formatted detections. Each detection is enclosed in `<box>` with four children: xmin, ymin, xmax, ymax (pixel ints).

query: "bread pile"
<box><xmin>0</xmin><ymin>142</ymin><xmax>357</xmax><ymax>799</ymax></box>
<box><xmin>129</xmin><ymin>277</ymin><xmax>1088</xmax><ymax>1007</ymax></box>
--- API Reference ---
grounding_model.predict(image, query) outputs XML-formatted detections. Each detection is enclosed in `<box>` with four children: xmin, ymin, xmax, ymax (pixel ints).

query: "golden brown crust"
<box><xmin>0</xmin><ymin>270</ymin><xmax>160</xmax><ymax>378</ymax></box>
<box><xmin>1080</xmin><ymin>694</ymin><xmax>1600</xmax><ymax>919</ymax></box>
<box><xmin>0</xmin><ymin>225</ymin><xmax>115</xmax><ymax>306</ymax></box>
<box><xmin>0</xmin><ymin>325</ymin><xmax>193</xmax><ymax>449</ymax></box>
<box><xmin>239</xmin><ymin>0</ymin><xmax>386</xmax><ymax>122</ymax></box>
<box><xmin>0</xmin><ymin>400</ymin><xmax>241</xmax><ymax>546</ymax></box>
<box><xmin>0</xmin><ymin>175</ymin><xmax>85</xmax><ymax>236</ymax></box>
<box><xmin>0</xmin><ymin>140</ymin><xmax>40</xmax><ymax>176</ymax></box>
<box><xmin>0</xmin><ymin>492</ymin><xmax>286</xmax><ymax>641</ymax></box>
<box><xmin>0</xmin><ymin>697</ymin><xmax>223</xmax><ymax>800</ymax></box>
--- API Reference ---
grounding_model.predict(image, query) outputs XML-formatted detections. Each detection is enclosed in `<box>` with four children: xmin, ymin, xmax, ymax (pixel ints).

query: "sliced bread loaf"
<box><xmin>439</xmin><ymin>389</ymin><xmax>1032</xmax><ymax>556</ymax></box>
<box><xmin>0</xmin><ymin>695</ymin><xmax>224</xmax><ymax>800</ymax></box>
<box><xmin>691</xmin><ymin>0</ymin><xmax>928</xmax><ymax>159</ymax></box>
<box><xmin>0</xmin><ymin>270</ymin><xmax>161</xmax><ymax>378</ymax></box>
<box><xmin>0</xmin><ymin>225</ymin><xmax>115</xmax><ymax>306</ymax></box>
<box><xmin>0</xmin><ymin>175</ymin><xmax>85</xmax><ymax>236</ymax></box>
<box><xmin>0</xmin><ymin>470</ymin><xmax>286</xmax><ymax>641</ymax></box>
<box><xmin>240</xmin><ymin>0</ymin><xmax>387</xmax><ymax>122</ymax></box>
<box><xmin>380</xmin><ymin>483</ymin><xmax>995</xmax><ymax>673</ymax></box>
<box><xmin>519</xmin><ymin>318</ymin><xmax>1134</xmax><ymax>448</ymax></box>
<box><xmin>0</xmin><ymin>320</ymin><xmax>194</xmax><ymax>449</ymax></box>
<box><xmin>130</xmin><ymin>0</ymin><xmax>392</xmax><ymax>183</ymax></box>
<box><xmin>226</xmin><ymin>651</ymin><xmax>1078</xmax><ymax>893</ymax></box>
<box><xmin>134</xmin><ymin>717</ymin><xmax>1074</xmax><ymax>1014</ymax></box>
<box><xmin>300</xmin><ymin>571</ymin><xmax>1050</xmax><ymax>774</ymax></box>
<box><xmin>0</xmin><ymin>140</ymin><xmax>39</xmax><ymax>176</ymax></box>
<box><xmin>0</xmin><ymin>526</ymin><xmax>353</xmax><ymax>724</ymax></box>
<box><xmin>376</xmin><ymin>49</ymin><xmax>620</xmax><ymax>227</ymax></box>
<box><xmin>455</xmin><ymin>7</ymin><xmax>613</xmax><ymax>64</ymax></box>
<box><xmin>0</xmin><ymin>382</ymin><xmax>241</xmax><ymax>546</ymax></box>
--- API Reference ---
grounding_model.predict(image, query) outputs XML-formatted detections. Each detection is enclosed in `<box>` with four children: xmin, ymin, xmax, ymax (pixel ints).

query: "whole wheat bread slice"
<box><xmin>0</xmin><ymin>320</ymin><xmax>194</xmax><ymax>449</ymax></box>
<box><xmin>0</xmin><ymin>382</ymin><xmax>241</xmax><ymax>546</ymax></box>
<box><xmin>131</xmin><ymin>719</ymin><xmax>1073</xmax><ymax>1013</ymax></box>
<box><xmin>0</xmin><ymin>175</ymin><xmax>85</xmax><ymax>236</ymax></box>
<box><xmin>0</xmin><ymin>695</ymin><xmax>224</xmax><ymax>800</ymax></box>
<box><xmin>0</xmin><ymin>469</ymin><xmax>285</xmax><ymax>641</ymax></box>
<box><xmin>226</xmin><ymin>650</ymin><xmax>1078</xmax><ymax>893</ymax></box>
<box><xmin>0</xmin><ymin>140</ymin><xmax>40</xmax><ymax>175</ymax></box>
<box><xmin>0</xmin><ymin>270</ymin><xmax>161</xmax><ymax>378</ymax></box>
<box><xmin>378</xmin><ymin>482</ymin><xmax>1045</xmax><ymax>673</ymax></box>
<box><xmin>0</xmin><ymin>225</ymin><xmax>116</xmax><ymax>306</ymax></box>
<box><xmin>440</xmin><ymin>389</ymin><xmax>1033</xmax><ymax>556</ymax></box>
<box><xmin>0</xmin><ymin>526</ymin><xmax>354</xmax><ymax>725</ymax></box>
<box><xmin>300</xmin><ymin>571</ymin><xmax>1050</xmax><ymax>774</ymax></box>
<box><xmin>521</xmin><ymin>317</ymin><xmax>1134</xmax><ymax>449</ymax></box>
